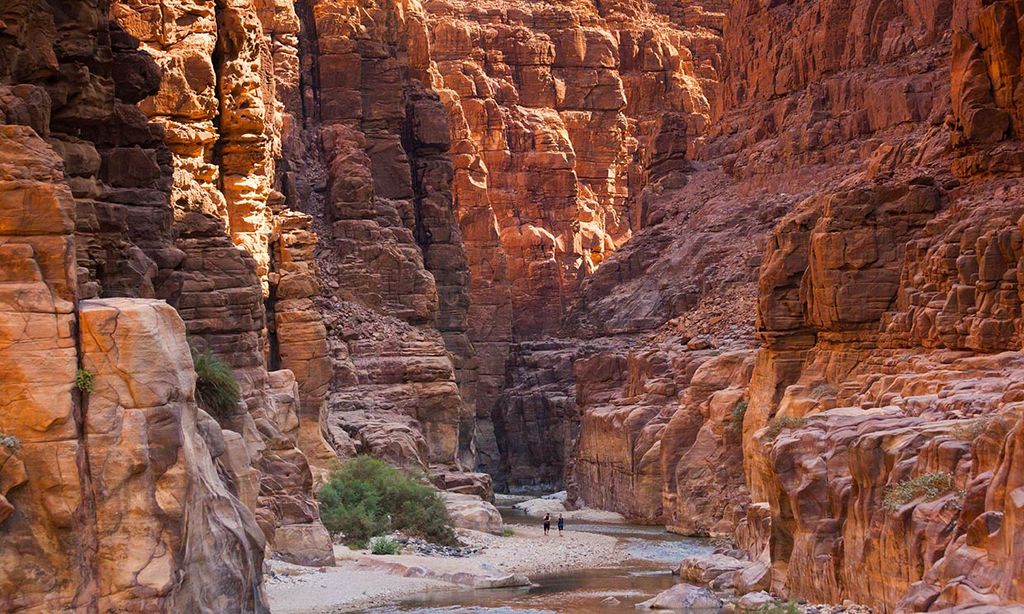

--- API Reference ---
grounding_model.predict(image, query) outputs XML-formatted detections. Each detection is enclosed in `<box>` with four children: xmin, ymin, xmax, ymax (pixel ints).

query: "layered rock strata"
<box><xmin>2</xmin><ymin>4</ymin><xmax>332</xmax><ymax>610</ymax></box>
<box><xmin>517</xmin><ymin>0</ymin><xmax>1024</xmax><ymax>611</ymax></box>
<box><xmin>719</xmin><ymin>0</ymin><xmax>1024</xmax><ymax>611</ymax></box>
<box><xmin>8</xmin><ymin>0</ymin><xmax>1024</xmax><ymax>613</ymax></box>
<box><xmin>0</xmin><ymin>117</ymin><xmax>267</xmax><ymax>610</ymax></box>
<box><xmin>286</xmin><ymin>0</ymin><xmax>478</xmax><ymax>476</ymax></box>
<box><xmin>575</xmin><ymin>346</ymin><xmax>754</xmax><ymax>530</ymax></box>
<box><xmin>425</xmin><ymin>0</ymin><xmax>725</xmax><ymax>477</ymax></box>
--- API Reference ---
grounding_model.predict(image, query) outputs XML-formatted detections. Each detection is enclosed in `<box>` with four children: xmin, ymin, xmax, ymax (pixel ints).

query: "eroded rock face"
<box><xmin>573</xmin><ymin>343</ymin><xmax>753</xmax><ymax>530</ymax></box>
<box><xmin>722</xmin><ymin>1</ymin><xmax>1024</xmax><ymax>609</ymax></box>
<box><xmin>107</xmin><ymin>0</ymin><xmax>335</xmax><ymax>563</ymax></box>
<box><xmin>556</xmin><ymin>0</ymin><xmax>1024</xmax><ymax>611</ymax></box>
<box><xmin>10</xmin><ymin>0</ymin><xmax>1024</xmax><ymax>612</ymax></box>
<box><xmin>0</xmin><ymin>123</ymin><xmax>83</xmax><ymax>613</ymax></box>
<box><xmin>80</xmin><ymin>299</ymin><xmax>269</xmax><ymax>612</ymax></box>
<box><xmin>426</xmin><ymin>0</ymin><xmax>723</xmax><ymax>479</ymax></box>
<box><xmin>1</xmin><ymin>2</ymin><xmax>330</xmax><ymax>608</ymax></box>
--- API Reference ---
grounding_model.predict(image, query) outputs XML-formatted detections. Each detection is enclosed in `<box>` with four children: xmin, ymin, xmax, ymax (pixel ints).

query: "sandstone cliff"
<box><xmin>1</xmin><ymin>0</ymin><xmax>330</xmax><ymax>610</ymax></box>
<box><xmin>6</xmin><ymin>0</ymin><xmax>1024</xmax><ymax>612</ymax></box>
<box><xmin>570</xmin><ymin>0</ymin><xmax>1024</xmax><ymax>611</ymax></box>
<box><xmin>0</xmin><ymin>118</ymin><xmax>267</xmax><ymax>611</ymax></box>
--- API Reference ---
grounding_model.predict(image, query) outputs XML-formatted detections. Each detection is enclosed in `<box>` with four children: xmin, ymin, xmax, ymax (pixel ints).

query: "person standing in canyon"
<box><xmin>557</xmin><ymin>514</ymin><xmax>564</xmax><ymax>536</ymax></box>
<box><xmin>543</xmin><ymin>513</ymin><xmax>551</xmax><ymax>535</ymax></box>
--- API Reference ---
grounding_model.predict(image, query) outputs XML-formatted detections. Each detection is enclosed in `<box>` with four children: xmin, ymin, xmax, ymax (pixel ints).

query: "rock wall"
<box><xmin>723</xmin><ymin>0</ymin><xmax>1024</xmax><ymax>611</ymax></box>
<box><xmin>0</xmin><ymin>111</ymin><xmax>267</xmax><ymax>609</ymax></box>
<box><xmin>553</xmin><ymin>0</ymin><xmax>1024</xmax><ymax>611</ymax></box>
<box><xmin>0</xmin><ymin>0</ymin><xmax>333</xmax><ymax>609</ymax></box>
<box><xmin>423</xmin><ymin>0</ymin><xmax>725</xmax><ymax>484</ymax></box>
<box><xmin>8</xmin><ymin>0</ymin><xmax>1024</xmax><ymax>612</ymax></box>
<box><xmin>80</xmin><ymin>299</ymin><xmax>269</xmax><ymax>613</ymax></box>
<box><xmin>282</xmin><ymin>0</ymin><xmax>479</xmax><ymax>478</ymax></box>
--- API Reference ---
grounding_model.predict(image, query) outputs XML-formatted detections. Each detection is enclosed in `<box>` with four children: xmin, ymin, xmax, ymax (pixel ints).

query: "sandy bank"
<box><xmin>267</xmin><ymin>523</ymin><xmax>624</xmax><ymax>613</ymax></box>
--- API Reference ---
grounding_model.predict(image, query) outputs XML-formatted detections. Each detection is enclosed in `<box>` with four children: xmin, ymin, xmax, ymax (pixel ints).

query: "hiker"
<box><xmin>543</xmin><ymin>513</ymin><xmax>551</xmax><ymax>535</ymax></box>
<box><xmin>557</xmin><ymin>513</ymin><xmax>564</xmax><ymax>536</ymax></box>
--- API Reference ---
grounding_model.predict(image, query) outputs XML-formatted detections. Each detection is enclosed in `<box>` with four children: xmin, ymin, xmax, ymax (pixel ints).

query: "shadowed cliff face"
<box><xmin>460</xmin><ymin>0</ymin><xmax>1024</xmax><ymax>610</ymax></box>
<box><xmin>0</xmin><ymin>0</ymin><xmax>330</xmax><ymax>610</ymax></box>
<box><xmin>0</xmin><ymin>32</ymin><xmax>270</xmax><ymax>614</ymax></box>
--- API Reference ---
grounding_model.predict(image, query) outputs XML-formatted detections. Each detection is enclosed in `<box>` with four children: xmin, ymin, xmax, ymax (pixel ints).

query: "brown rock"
<box><xmin>637</xmin><ymin>583</ymin><xmax>723</xmax><ymax>610</ymax></box>
<box><xmin>442</xmin><ymin>492</ymin><xmax>504</xmax><ymax>535</ymax></box>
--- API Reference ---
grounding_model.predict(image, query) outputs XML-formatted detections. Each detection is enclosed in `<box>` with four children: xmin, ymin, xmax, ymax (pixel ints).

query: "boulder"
<box><xmin>272</xmin><ymin>523</ymin><xmax>336</xmax><ymax>567</ymax></box>
<box><xmin>736</xmin><ymin>591</ymin><xmax>774</xmax><ymax>611</ymax></box>
<box><xmin>637</xmin><ymin>583</ymin><xmax>723</xmax><ymax>610</ymax></box>
<box><xmin>678</xmin><ymin>554</ymin><xmax>750</xmax><ymax>584</ymax></box>
<box><xmin>443</xmin><ymin>492</ymin><xmax>504</xmax><ymax>535</ymax></box>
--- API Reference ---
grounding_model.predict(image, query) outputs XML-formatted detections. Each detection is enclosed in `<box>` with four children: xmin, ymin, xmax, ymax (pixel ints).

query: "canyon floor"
<box><xmin>266</xmin><ymin>523</ymin><xmax>624</xmax><ymax>612</ymax></box>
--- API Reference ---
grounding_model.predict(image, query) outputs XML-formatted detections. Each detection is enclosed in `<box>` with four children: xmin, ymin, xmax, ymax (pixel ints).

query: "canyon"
<box><xmin>3</xmin><ymin>0</ymin><xmax>1024</xmax><ymax>612</ymax></box>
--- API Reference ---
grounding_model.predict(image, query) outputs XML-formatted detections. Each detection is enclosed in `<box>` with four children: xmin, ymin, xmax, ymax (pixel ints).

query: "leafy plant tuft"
<box><xmin>764</xmin><ymin>415</ymin><xmax>807</xmax><ymax>440</ymax></box>
<box><xmin>883</xmin><ymin>471</ymin><xmax>957</xmax><ymax>511</ymax></box>
<box><xmin>368</xmin><ymin>535</ymin><xmax>400</xmax><ymax>555</ymax></box>
<box><xmin>191</xmin><ymin>348</ymin><xmax>242</xmax><ymax>419</ymax></box>
<box><xmin>317</xmin><ymin>455</ymin><xmax>457</xmax><ymax>548</ymax></box>
<box><xmin>75</xmin><ymin>368</ymin><xmax>95</xmax><ymax>393</ymax></box>
<box><xmin>732</xmin><ymin>400</ymin><xmax>748</xmax><ymax>424</ymax></box>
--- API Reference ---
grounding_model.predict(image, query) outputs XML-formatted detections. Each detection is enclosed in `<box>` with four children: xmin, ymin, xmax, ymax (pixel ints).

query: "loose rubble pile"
<box><xmin>394</xmin><ymin>535</ymin><xmax>483</xmax><ymax>558</ymax></box>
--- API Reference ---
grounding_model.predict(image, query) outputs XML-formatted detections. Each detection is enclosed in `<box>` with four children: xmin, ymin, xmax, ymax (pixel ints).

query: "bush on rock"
<box><xmin>191</xmin><ymin>347</ymin><xmax>242</xmax><ymax>419</ymax></box>
<box><xmin>317</xmin><ymin>455</ymin><xmax>457</xmax><ymax>548</ymax></box>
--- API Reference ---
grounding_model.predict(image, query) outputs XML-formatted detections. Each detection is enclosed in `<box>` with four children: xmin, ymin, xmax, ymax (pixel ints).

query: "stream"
<box><xmin>369</xmin><ymin>506</ymin><xmax>715</xmax><ymax>614</ymax></box>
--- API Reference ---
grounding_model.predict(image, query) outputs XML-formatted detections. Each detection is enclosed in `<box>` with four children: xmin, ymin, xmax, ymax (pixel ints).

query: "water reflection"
<box><xmin>368</xmin><ymin>508</ymin><xmax>715</xmax><ymax>613</ymax></box>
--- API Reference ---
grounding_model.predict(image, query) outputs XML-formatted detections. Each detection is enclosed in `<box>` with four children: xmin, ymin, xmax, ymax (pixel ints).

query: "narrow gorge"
<box><xmin>2</xmin><ymin>0</ymin><xmax>1024</xmax><ymax>611</ymax></box>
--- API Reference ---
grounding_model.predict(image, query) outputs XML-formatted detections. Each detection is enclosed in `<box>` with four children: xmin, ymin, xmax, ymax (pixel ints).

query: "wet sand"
<box><xmin>266</xmin><ymin>523</ymin><xmax>625</xmax><ymax>613</ymax></box>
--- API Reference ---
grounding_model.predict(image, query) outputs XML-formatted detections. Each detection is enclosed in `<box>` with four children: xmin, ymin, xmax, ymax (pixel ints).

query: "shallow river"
<box><xmin>368</xmin><ymin>507</ymin><xmax>715</xmax><ymax>614</ymax></box>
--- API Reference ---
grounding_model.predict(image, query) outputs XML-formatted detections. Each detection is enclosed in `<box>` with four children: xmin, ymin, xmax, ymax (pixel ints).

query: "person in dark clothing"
<box><xmin>543</xmin><ymin>513</ymin><xmax>551</xmax><ymax>535</ymax></box>
<box><xmin>557</xmin><ymin>514</ymin><xmax>564</xmax><ymax>536</ymax></box>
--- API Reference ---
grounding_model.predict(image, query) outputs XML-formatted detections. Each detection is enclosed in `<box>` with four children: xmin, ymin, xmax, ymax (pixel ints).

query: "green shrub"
<box><xmin>317</xmin><ymin>455</ymin><xmax>457</xmax><ymax>548</ymax></box>
<box><xmin>75</xmin><ymin>368</ymin><xmax>95</xmax><ymax>393</ymax></box>
<box><xmin>764</xmin><ymin>415</ymin><xmax>807</xmax><ymax>440</ymax></box>
<box><xmin>191</xmin><ymin>348</ymin><xmax>242</xmax><ymax>419</ymax></box>
<box><xmin>732</xmin><ymin>400</ymin><xmax>748</xmax><ymax>424</ymax></box>
<box><xmin>368</xmin><ymin>535</ymin><xmax>400</xmax><ymax>555</ymax></box>
<box><xmin>0</xmin><ymin>434</ymin><xmax>21</xmax><ymax>452</ymax></box>
<box><xmin>811</xmin><ymin>383</ymin><xmax>837</xmax><ymax>398</ymax></box>
<box><xmin>502</xmin><ymin>527</ymin><xmax>514</xmax><ymax>537</ymax></box>
<box><xmin>950</xmin><ymin>418</ymin><xmax>991</xmax><ymax>441</ymax></box>
<box><xmin>883</xmin><ymin>472</ymin><xmax>956</xmax><ymax>511</ymax></box>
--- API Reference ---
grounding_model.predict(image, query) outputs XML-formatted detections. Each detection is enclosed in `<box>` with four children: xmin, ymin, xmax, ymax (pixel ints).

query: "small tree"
<box><xmin>318</xmin><ymin>455</ymin><xmax>457</xmax><ymax>548</ymax></box>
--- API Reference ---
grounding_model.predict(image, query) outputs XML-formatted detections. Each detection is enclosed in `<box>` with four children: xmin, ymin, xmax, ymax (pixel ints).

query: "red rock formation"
<box><xmin>1</xmin><ymin>3</ymin><xmax>332</xmax><ymax>609</ymax></box>
<box><xmin>108</xmin><ymin>0</ymin><xmax>335</xmax><ymax>565</ymax></box>
<box><xmin>426</xmin><ymin>0</ymin><xmax>723</xmax><ymax>477</ymax></box>
<box><xmin>10</xmin><ymin>0</ymin><xmax>1024</xmax><ymax>612</ymax></box>
<box><xmin>80</xmin><ymin>299</ymin><xmax>269</xmax><ymax>612</ymax></box>
<box><xmin>0</xmin><ymin>110</ymin><xmax>266</xmax><ymax>610</ymax></box>
<box><xmin>724</xmin><ymin>0</ymin><xmax>1024</xmax><ymax>610</ymax></box>
<box><xmin>287</xmin><ymin>0</ymin><xmax>478</xmax><ymax>476</ymax></box>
